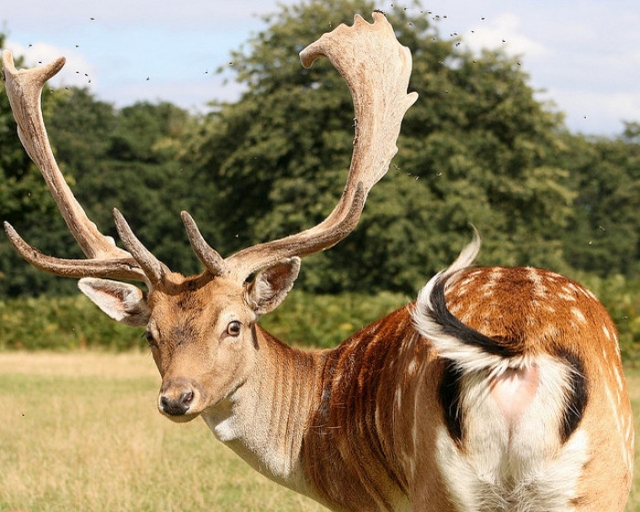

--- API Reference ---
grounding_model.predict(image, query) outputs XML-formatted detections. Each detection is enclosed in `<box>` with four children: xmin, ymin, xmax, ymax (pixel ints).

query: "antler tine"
<box><xmin>215</xmin><ymin>11</ymin><xmax>418</xmax><ymax>282</ymax></box>
<box><xmin>3</xmin><ymin>222</ymin><xmax>143</xmax><ymax>280</ymax></box>
<box><xmin>1</xmin><ymin>50</ymin><xmax>148</xmax><ymax>282</ymax></box>
<box><xmin>181</xmin><ymin>211</ymin><xmax>228</xmax><ymax>278</ymax></box>
<box><xmin>112</xmin><ymin>209</ymin><xmax>168</xmax><ymax>285</ymax></box>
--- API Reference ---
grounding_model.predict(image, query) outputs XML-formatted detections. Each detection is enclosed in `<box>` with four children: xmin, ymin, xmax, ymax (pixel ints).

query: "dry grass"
<box><xmin>1</xmin><ymin>351</ymin><xmax>639</xmax><ymax>511</ymax></box>
<box><xmin>0</xmin><ymin>351</ymin><xmax>325</xmax><ymax>512</ymax></box>
<box><xmin>0</xmin><ymin>351</ymin><xmax>158</xmax><ymax>378</ymax></box>
<box><xmin>625</xmin><ymin>371</ymin><xmax>640</xmax><ymax>511</ymax></box>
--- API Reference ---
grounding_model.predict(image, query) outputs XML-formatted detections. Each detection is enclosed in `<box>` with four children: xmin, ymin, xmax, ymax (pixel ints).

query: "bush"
<box><xmin>0</xmin><ymin>295</ymin><xmax>144</xmax><ymax>351</ymax></box>
<box><xmin>0</xmin><ymin>291</ymin><xmax>410</xmax><ymax>352</ymax></box>
<box><xmin>573</xmin><ymin>273</ymin><xmax>640</xmax><ymax>364</ymax></box>
<box><xmin>260</xmin><ymin>291</ymin><xmax>411</xmax><ymax>348</ymax></box>
<box><xmin>1</xmin><ymin>282</ymin><xmax>637</xmax><ymax>361</ymax></box>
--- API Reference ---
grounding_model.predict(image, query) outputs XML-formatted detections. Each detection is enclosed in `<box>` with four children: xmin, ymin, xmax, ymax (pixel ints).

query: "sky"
<box><xmin>2</xmin><ymin>0</ymin><xmax>640</xmax><ymax>136</ymax></box>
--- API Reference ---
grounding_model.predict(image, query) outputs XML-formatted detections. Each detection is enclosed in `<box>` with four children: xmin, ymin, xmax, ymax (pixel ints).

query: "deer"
<box><xmin>1</xmin><ymin>11</ymin><xmax>633</xmax><ymax>512</ymax></box>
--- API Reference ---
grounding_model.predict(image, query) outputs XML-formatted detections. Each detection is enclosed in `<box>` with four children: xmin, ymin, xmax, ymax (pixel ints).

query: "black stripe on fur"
<box><xmin>557</xmin><ymin>349</ymin><xmax>589</xmax><ymax>442</ymax></box>
<box><xmin>439</xmin><ymin>361</ymin><xmax>464</xmax><ymax>444</ymax></box>
<box><xmin>428</xmin><ymin>274</ymin><xmax>521</xmax><ymax>358</ymax></box>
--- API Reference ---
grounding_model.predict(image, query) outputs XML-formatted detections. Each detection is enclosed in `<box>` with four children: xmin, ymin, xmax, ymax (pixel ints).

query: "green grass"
<box><xmin>1</xmin><ymin>352</ymin><xmax>639</xmax><ymax>511</ymax></box>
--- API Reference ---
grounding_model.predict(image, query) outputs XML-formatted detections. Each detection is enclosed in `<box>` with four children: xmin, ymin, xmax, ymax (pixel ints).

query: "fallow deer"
<box><xmin>2</xmin><ymin>12</ymin><xmax>633</xmax><ymax>512</ymax></box>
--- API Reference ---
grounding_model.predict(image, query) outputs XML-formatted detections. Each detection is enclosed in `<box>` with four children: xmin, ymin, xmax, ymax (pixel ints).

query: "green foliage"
<box><xmin>0</xmin><ymin>290</ymin><xmax>409</xmax><ymax>351</ymax></box>
<box><xmin>0</xmin><ymin>295</ymin><xmax>144</xmax><ymax>351</ymax></box>
<box><xmin>181</xmin><ymin>0</ymin><xmax>576</xmax><ymax>293</ymax></box>
<box><xmin>2</xmin><ymin>284</ymin><xmax>639</xmax><ymax>360</ymax></box>
<box><xmin>0</xmin><ymin>87</ymin><xmax>204</xmax><ymax>296</ymax></box>
<box><xmin>260</xmin><ymin>290</ymin><xmax>410</xmax><ymax>348</ymax></box>
<box><xmin>0</xmin><ymin>1</ymin><xmax>638</xmax><ymax>308</ymax></box>
<box><xmin>558</xmin><ymin>129</ymin><xmax>640</xmax><ymax>278</ymax></box>
<box><xmin>48</xmin><ymin>92</ymin><xmax>201</xmax><ymax>274</ymax></box>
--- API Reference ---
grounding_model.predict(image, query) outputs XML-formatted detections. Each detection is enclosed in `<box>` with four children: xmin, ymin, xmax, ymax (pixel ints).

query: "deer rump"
<box><xmin>411</xmin><ymin>239</ymin><xmax>602</xmax><ymax>512</ymax></box>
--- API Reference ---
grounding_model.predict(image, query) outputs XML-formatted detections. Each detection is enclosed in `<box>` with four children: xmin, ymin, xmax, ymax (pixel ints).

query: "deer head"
<box><xmin>2</xmin><ymin>12</ymin><xmax>418</xmax><ymax>422</ymax></box>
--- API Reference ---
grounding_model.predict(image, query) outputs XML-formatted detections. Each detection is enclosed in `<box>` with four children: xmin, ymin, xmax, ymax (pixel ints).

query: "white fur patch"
<box><xmin>413</xmin><ymin>236</ymin><xmax>590</xmax><ymax>510</ymax></box>
<box><xmin>571</xmin><ymin>307</ymin><xmax>587</xmax><ymax>324</ymax></box>
<box><xmin>78</xmin><ymin>278</ymin><xmax>149</xmax><ymax>327</ymax></box>
<box><xmin>436</xmin><ymin>357</ymin><xmax>589</xmax><ymax>511</ymax></box>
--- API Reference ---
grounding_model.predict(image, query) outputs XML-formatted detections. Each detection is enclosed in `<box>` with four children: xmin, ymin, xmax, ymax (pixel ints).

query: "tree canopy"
<box><xmin>181</xmin><ymin>0</ymin><xmax>578</xmax><ymax>292</ymax></box>
<box><xmin>0</xmin><ymin>1</ymin><xmax>638</xmax><ymax>298</ymax></box>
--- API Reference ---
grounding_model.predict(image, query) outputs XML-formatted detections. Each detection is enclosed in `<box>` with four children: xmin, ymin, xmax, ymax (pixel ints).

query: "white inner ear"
<box><xmin>247</xmin><ymin>257</ymin><xmax>301</xmax><ymax>317</ymax></box>
<box><xmin>78</xmin><ymin>278</ymin><xmax>150</xmax><ymax>327</ymax></box>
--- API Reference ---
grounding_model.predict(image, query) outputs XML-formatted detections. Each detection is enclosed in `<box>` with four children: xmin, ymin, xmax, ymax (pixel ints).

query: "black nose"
<box><xmin>160</xmin><ymin>390</ymin><xmax>194</xmax><ymax>416</ymax></box>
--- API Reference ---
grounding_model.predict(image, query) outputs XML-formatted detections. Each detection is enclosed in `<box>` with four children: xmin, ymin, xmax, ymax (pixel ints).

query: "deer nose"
<box><xmin>159</xmin><ymin>388</ymin><xmax>194</xmax><ymax>416</ymax></box>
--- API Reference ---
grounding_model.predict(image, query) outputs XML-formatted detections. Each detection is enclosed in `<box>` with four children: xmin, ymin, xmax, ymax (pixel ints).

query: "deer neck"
<box><xmin>200</xmin><ymin>325</ymin><xmax>325</xmax><ymax>495</ymax></box>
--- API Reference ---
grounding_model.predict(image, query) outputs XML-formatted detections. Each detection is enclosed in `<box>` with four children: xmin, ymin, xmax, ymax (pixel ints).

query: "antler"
<box><xmin>1</xmin><ymin>51</ymin><xmax>164</xmax><ymax>284</ymax></box>
<box><xmin>2</xmin><ymin>11</ymin><xmax>416</xmax><ymax>287</ymax></box>
<box><xmin>187</xmin><ymin>12</ymin><xmax>418</xmax><ymax>282</ymax></box>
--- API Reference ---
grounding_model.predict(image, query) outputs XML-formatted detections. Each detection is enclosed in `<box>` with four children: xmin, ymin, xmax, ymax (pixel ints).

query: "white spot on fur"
<box><xmin>407</xmin><ymin>359</ymin><xmax>417</xmax><ymax>376</ymax></box>
<box><xmin>541</xmin><ymin>324</ymin><xmax>559</xmax><ymax>342</ymax></box>
<box><xmin>603</xmin><ymin>325</ymin><xmax>612</xmax><ymax>341</ymax></box>
<box><xmin>605</xmin><ymin>384</ymin><xmax>623</xmax><ymax>435</ymax></box>
<box><xmin>567</xmin><ymin>283</ymin><xmax>581</xmax><ymax>294</ymax></box>
<box><xmin>571</xmin><ymin>307</ymin><xmax>587</xmax><ymax>324</ymax></box>
<box><xmin>584</xmin><ymin>288</ymin><xmax>598</xmax><ymax>301</ymax></box>
<box><xmin>448</xmin><ymin>302</ymin><xmax>464</xmax><ymax>316</ymax></box>
<box><xmin>557</xmin><ymin>290</ymin><xmax>577</xmax><ymax>302</ymax></box>
<box><xmin>527</xmin><ymin>268</ymin><xmax>548</xmax><ymax>297</ymax></box>
<box><xmin>456</xmin><ymin>276</ymin><xmax>476</xmax><ymax>295</ymax></box>
<box><xmin>480</xmin><ymin>268</ymin><xmax>503</xmax><ymax>298</ymax></box>
<box><xmin>614</xmin><ymin>366</ymin><xmax>624</xmax><ymax>393</ymax></box>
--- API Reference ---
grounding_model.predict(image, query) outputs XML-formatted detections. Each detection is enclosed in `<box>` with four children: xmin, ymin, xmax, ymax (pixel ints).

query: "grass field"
<box><xmin>0</xmin><ymin>352</ymin><xmax>325</xmax><ymax>512</ymax></box>
<box><xmin>0</xmin><ymin>351</ymin><xmax>639</xmax><ymax>511</ymax></box>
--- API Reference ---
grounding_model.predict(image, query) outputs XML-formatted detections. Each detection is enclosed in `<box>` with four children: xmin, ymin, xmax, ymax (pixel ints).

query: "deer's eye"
<box><xmin>143</xmin><ymin>330</ymin><xmax>158</xmax><ymax>348</ymax></box>
<box><xmin>227</xmin><ymin>321</ymin><xmax>242</xmax><ymax>337</ymax></box>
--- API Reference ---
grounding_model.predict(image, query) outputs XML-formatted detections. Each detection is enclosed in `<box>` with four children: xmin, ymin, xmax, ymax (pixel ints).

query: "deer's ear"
<box><xmin>245</xmin><ymin>257</ymin><xmax>300</xmax><ymax>317</ymax></box>
<box><xmin>78</xmin><ymin>278</ymin><xmax>150</xmax><ymax>327</ymax></box>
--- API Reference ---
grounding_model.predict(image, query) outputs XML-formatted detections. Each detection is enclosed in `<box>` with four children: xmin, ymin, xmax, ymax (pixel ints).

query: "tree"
<box><xmin>0</xmin><ymin>35</ymin><xmax>69</xmax><ymax>295</ymax></box>
<box><xmin>50</xmin><ymin>95</ymin><xmax>206</xmax><ymax>278</ymax></box>
<box><xmin>183</xmin><ymin>0</ymin><xmax>574</xmax><ymax>294</ymax></box>
<box><xmin>4</xmin><ymin>3</ymin><xmax>635</xmax><ymax>298</ymax></box>
<box><xmin>560</xmin><ymin>127</ymin><xmax>640</xmax><ymax>278</ymax></box>
<box><xmin>0</xmin><ymin>34</ymin><xmax>58</xmax><ymax>228</ymax></box>
<box><xmin>0</xmin><ymin>83</ymin><xmax>200</xmax><ymax>296</ymax></box>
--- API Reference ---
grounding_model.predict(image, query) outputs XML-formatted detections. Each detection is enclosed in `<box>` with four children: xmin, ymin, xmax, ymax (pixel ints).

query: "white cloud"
<box><xmin>545</xmin><ymin>88</ymin><xmax>640</xmax><ymax>135</ymax></box>
<box><xmin>3</xmin><ymin>40</ymin><xmax>98</xmax><ymax>90</ymax></box>
<box><xmin>464</xmin><ymin>13</ymin><xmax>549</xmax><ymax>59</ymax></box>
<box><xmin>3</xmin><ymin>0</ymin><xmax>640</xmax><ymax>136</ymax></box>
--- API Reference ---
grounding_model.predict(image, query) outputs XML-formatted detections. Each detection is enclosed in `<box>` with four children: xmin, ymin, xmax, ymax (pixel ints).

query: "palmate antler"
<box><xmin>1</xmin><ymin>53</ymin><xmax>152</xmax><ymax>283</ymax></box>
<box><xmin>3</xmin><ymin>12</ymin><xmax>417</xmax><ymax>287</ymax></box>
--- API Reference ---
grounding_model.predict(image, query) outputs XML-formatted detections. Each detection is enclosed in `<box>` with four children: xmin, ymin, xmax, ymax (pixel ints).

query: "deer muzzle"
<box><xmin>158</xmin><ymin>377</ymin><xmax>204</xmax><ymax>422</ymax></box>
